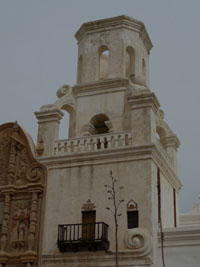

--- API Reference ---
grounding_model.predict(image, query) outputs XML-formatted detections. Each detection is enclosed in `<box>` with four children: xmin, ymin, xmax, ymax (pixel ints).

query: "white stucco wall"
<box><xmin>158</xmin><ymin>227</ymin><xmax>200</xmax><ymax>267</ymax></box>
<box><xmin>160</xmin><ymin>170</ymin><xmax>175</xmax><ymax>228</ymax></box>
<box><xmin>162</xmin><ymin>246</ymin><xmax>200</xmax><ymax>267</ymax></box>
<box><xmin>42</xmin><ymin>158</ymin><xmax>154</xmax><ymax>254</ymax></box>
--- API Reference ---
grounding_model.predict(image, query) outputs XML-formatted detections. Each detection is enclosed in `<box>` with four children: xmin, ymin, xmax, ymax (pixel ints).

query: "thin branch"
<box><xmin>116</xmin><ymin>199</ymin><xmax>124</xmax><ymax>210</ymax></box>
<box><xmin>105</xmin><ymin>171</ymin><xmax>124</xmax><ymax>267</ymax></box>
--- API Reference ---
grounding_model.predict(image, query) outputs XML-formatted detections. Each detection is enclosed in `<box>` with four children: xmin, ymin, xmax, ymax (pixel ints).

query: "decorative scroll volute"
<box><xmin>0</xmin><ymin>122</ymin><xmax>47</xmax><ymax>267</ymax></box>
<box><xmin>0</xmin><ymin>122</ymin><xmax>46</xmax><ymax>186</ymax></box>
<box><xmin>124</xmin><ymin>228</ymin><xmax>152</xmax><ymax>258</ymax></box>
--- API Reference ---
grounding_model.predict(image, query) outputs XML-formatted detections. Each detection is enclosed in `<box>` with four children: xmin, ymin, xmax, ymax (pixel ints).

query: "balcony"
<box><xmin>54</xmin><ymin>131</ymin><xmax>132</xmax><ymax>155</ymax></box>
<box><xmin>57</xmin><ymin>222</ymin><xmax>109</xmax><ymax>252</ymax></box>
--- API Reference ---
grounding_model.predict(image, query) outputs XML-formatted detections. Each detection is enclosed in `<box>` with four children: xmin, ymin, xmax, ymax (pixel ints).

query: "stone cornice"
<box><xmin>73</xmin><ymin>78</ymin><xmax>129</xmax><ymax>97</ymax></box>
<box><xmin>162</xmin><ymin>134</ymin><xmax>180</xmax><ymax>150</ymax></box>
<box><xmin>35</xmin><ymin>107</ymin><xmax>64</xmax><ymax>123</ymax></box>
<box><xmin>37</xmin><ymin>143</ymin><xmax>181</xmax><ymax>190</ymax></box>
<box><xmin>0</xmin><ymin>184</ymin><xmax>45</xmax><ymax>195</ymax></box>
<box><xmin>128</xmin><ymin>92</ymin><xmax>160</xmax><ymax>114</ymax></box>
<box><xmin>180</xmin><ymin>214</ymin><xmax>200</xmax><ymax>227</ymax></box>
<box><xmin>38</xmin><ymin>145</ymin><xmax>154</xmax><ymax>167</ymax></box>
<box><xmin>41</xmin><ymin>251</ymin><xmax>152</xmax><ymax>265</ymax></box>
<box><xmin>75</xmin><ymin>15</ymin><xmax>153</xmax><ymax>54</ymax></box>
<box><xmin>158</xmin><ymin>226</ymin><xmax>200</xmax><ymax>247</ymax></box>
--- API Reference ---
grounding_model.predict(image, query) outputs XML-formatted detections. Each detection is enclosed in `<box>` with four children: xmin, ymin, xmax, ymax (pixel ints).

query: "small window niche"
<box><xmin>99</xmin><ymin>46</ymin><xmax>109</xmax><ymax>80</ymax></box>
<box><xmin>126</xmin><ymin>46</ymin><xmax>135</xmax><ymax>79</ymax></box>
<box><xmin>127</xmin><ymin>200</ymin><xmax>139</xmax><ymax>229</ymax></box>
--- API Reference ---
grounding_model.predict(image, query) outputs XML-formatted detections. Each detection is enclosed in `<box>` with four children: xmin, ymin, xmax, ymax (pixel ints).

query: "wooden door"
<box><xmin>82</xmin><ymin>211</ymin><xmax>96</xmax><ymax>240</ymax></box>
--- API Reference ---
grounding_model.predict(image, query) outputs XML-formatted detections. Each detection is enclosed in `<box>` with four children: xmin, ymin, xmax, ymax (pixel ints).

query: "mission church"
<box><xmin>0</xmin><ymin>15</ymin><xmax>200</xmax><ymax>267</ymax></box>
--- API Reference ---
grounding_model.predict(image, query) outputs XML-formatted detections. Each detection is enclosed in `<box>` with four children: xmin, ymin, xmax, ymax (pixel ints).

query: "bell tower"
<box><xmin>72</xmin><ymin>16</ymin><xmax>152</xmax><ymax>137</ymax></box>
<box><xmin>75</xmin><ymin>15</ymin><xmax>152</xmax><ymax>85</ymax></box>
<box><xmin>35</xmin><ymin>16</ymin><xmax>154</xmax><ymax>143</ymax></box>
<box><xmin>35</xmin><ymin>16</ymin><xmax>181</xmax><ymax>267</ymax></box>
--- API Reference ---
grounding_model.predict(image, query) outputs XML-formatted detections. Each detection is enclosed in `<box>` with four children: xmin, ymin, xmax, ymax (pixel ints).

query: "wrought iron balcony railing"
<box><xmin>57</xmin><ymin>222</ymin><xmax>109</xmax><ymax>252</ymax></box>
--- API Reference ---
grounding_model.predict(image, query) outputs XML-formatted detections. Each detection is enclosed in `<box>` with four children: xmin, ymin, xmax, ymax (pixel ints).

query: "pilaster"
<box><xmin>35</xmin><ymin>106</ymin><xmax>64</xmax><ymax>156</ymax></box>
<box><xmin>161</xmin><ymin>134</ymin><xmax>180</xmax><ymax>174</ymax></box>
<box><xmin>128</xmin><ymin>92</ymin><xmax>160</xmax><ymax>145</ymax></box>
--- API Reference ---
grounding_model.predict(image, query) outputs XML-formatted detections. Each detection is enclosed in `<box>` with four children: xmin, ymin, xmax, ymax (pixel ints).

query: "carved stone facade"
<box><xmin>0</xmin><ymin>123</ymin><xmax>46</xmax><ymax>267</ymax></box>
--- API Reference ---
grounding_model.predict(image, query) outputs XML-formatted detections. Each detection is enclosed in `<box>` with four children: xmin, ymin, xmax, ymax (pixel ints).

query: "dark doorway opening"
<box><xmin>82</xmin><ymin>210</ymin><xmax>96</xmax><ymax>240</ymax></box>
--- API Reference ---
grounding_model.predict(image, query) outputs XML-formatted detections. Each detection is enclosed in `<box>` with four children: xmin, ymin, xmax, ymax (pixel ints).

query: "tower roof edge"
<box><xmin>75</xmin><ymin>15</ymin><xmax>153</xmax><ymax>53</ymax></box>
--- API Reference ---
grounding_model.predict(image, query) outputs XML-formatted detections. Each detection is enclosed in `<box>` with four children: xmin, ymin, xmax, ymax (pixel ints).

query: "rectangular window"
<box><xmin>127</xmin><ymin>210</ymin><xmax>138</xmax><ymax>229</ymax></box>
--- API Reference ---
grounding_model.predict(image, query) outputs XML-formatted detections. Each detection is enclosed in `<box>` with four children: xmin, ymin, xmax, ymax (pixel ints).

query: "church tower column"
<box><xmin>128</xmin><ymin>92</ymin><xmax>160</xmax><ymax>145</ymax></box>
<box><xmin>161</xmin><ymin>134</ymin><xmax>180</xmax><ymax>174</ymax></box>
<box><xmin>35</xmin><ymin>107</ymin><xmax>63</xmax><ymax>156</ymax></box>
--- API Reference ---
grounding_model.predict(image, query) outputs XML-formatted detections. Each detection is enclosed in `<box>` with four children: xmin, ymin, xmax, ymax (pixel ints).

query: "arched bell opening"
<box><xmin>142</xmin><ymin>58</ymin><xmax>146</xmax><ymax>84</ymax></box>
<box><xmin>156</xmin><ymin>126</ymin><xmax>167</xmax><ymax>148</ymax></box>
<box><xmin>142</xmin><ymin>58</ymin><xmax>146</xmax><ymax>77</ymax></box>
<box><xmin>77</xmin><ymin>55</ymin><xmax>83</xmax><ymax>83</ymax></box>
<box><xmin>59</xmin><ymin>104</ymin><xmax>76</xmax><ymax>139</ymax></box>
<box><xmin>99</xmin><ymin>46</ymin><xmax>109</xmax><ymax>80</ymax></box>
<box><xmin>90</xmin><ymin>114</ymin><xmax>109</xmax><ymax>135</ymax></box>
<box><xmin>126</xmin><ymin>46</ymin><xmax>135</xmax><ymax>79</ymax></box>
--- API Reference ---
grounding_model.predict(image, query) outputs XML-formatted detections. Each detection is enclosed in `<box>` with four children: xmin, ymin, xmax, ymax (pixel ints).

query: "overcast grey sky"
<box><xmin>0</xmin><ymin>0</ymin><xmax>200</xmax><ymax>213</ymax></box>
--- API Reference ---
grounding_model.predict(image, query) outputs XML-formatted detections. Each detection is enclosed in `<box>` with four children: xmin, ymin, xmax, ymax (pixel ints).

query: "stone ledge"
<box><xmin>37</xmin><ymin>143</ymin><xmax>181</xmax><ymax>190</ymax></box>
<box><xmin>128</xmin><ymin>92</ymin><xmax>160</xmax><ymax>113</ymax></box>
<box><xmin>158</xmin><ymin>226</ymin><xmax>200</xmax><ymax>247</ymax></box>
<box><xmin>179</xmin><ymin>214</ymin><xmax>200</xmax><ymax>227</ymax></box>
<box><xmin>73</xmin><ymin>78</ymin><xmax>129</xmax><ymax>97</ymax></box>
<box><xmin>41</xmin><ymin>251</ymin><xmax>152</xmax><ymax>266</ymax></box>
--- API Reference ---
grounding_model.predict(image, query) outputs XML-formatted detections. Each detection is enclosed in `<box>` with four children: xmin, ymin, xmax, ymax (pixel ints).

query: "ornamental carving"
<box><xmin>0</xmin><ymin>122</ymin><xmax>45</xmax><ymax>186</ymax></box>
<box><xmin>11</xmin><ymin>200</ymin><xmax>31</xmax><ymax>251</ymax></box>
<box><xmin>81</xmin><ymin>199</ymin><xmax>96</xmax><ymax>211</ymax></box>
<box><xmin>0</xmin><ymin>128</ymin><xmax>13</xmax><ymax>185</ymax></box>
<box><xmin>0</xmin><ymin>122</ymin><xmax>47</xmax><ymax>267</ymax></box>
<box><xmin>124</xmin><ymin>228</ymin><xmax>152</xmax><ymax>258</ymax></box>
<box><xmin>55</xmin><ymin>84</ymin><xmax>76</xmax><ymax>111</ymax></box>
<box><xmin>26</xmin><ymin>163</ymin><xmax>45</xmax><ymax>183</ymax></box>
<box><xmin>127</xmin><ymin>200</ymin><xmax>138</xmax><ymax>211</ymax></box>
<box><xmin>56</xmin><ymin>84</ymin><xmax>71</xmax><ymax>98</ymax></box>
